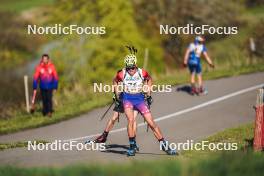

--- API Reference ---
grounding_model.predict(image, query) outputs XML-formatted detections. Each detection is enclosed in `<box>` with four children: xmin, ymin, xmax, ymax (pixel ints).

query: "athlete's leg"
<box><xmin>133</xmin><ymin>110</ymin><xmax>138</xmax><ymax>135</ymax></box>
<box><xmin>190</xmin><ymin>72</ymin><xmax>197</xmax><ymax>94</ymax></box>
<box><xmin>91</xmin><ymin>111</ymin><xmax>119</xmax><ymax>143</ymax></box>
<box><xmin>191</xmin><ymin>72</ymin><xmax>196</xmax><ymax>85</ymax></box>
<box><xmin>105</xmin><ymin>111</ymin><xmax>119</xmax><ymax>132</ymax></box>
<box><xmin>197</xmin><ymin>73</ymin><xmax>203</xmax><ymax>88</ymax></box>
<box><xmin>136</xmin><ymin>102</ymin><xmax>177</xmax><ymax>155</ymax></box>
<box><xmin>188</xmin><ymin>64</ymin><xmax>196</xmax><ymax>85</ymax></box>
<box><xmin>143</xmin><ymin>113</ymin><xmax>163</xmax><ymax>140</ymax></box>
<box><xmin>124</xmin><ymin>107</ymin><xmax>137</xmax><ymax>156</ymax></box>
<box><xmin>197</xmin><ymin>64</ymin><xmax>204</xmax><ymax>93</ymax></box>
<box><xmin>135</xmin><ymin>102</ymin><xmax>163</xmax><ymax>140</ymax></box>
<box><xmin>125</xmin><ymin>107</ymin><xmax>136</xmax><ymax>138</ymax></box>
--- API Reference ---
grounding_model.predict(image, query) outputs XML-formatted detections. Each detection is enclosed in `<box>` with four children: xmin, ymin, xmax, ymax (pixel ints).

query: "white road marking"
<box><xmin>63</xmin><ymin>84</ymin><xmax>264</xmax><ymax>142</ymax></box>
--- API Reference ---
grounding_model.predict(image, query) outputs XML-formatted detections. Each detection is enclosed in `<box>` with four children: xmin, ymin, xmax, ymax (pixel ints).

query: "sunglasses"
<box><xmin>126</xmin><ymin>66</ymin><xmax>136</xmax><ymax>71</ymax></box>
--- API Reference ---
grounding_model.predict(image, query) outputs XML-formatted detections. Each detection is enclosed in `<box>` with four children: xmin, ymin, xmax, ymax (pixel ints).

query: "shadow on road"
<box><xmin>102</xmin><ymin>144</ymin><xmax>167</xmax><ymax>156</ymax></box>
<box><xmin>176</xmin><ymin>85</ymin><xmax>193</xmax><ymax>95</ymax></box>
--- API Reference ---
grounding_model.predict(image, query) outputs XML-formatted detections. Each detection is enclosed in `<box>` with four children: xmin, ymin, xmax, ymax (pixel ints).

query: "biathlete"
<box><xmin>183</xmin><ymin>36</ymin><xmax>214</xmax><ymax>95</ymax></box>
<box><xmin>113</xmin><ymin>52</ymin><xmax>177</xmax><ymax>156</ymax></box>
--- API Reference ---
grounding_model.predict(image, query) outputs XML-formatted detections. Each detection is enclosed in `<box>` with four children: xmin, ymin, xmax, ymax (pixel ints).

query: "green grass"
<box><xmin>0</xmin><ymin>123</ymin><xmax>262</xmax><ymax>176</ymax></box>
<box><xmin>183</xmin><ymin>123</ymin><xmax>255</xmax><ymax>158</ymax></box>
<box><xmin>0</xmin><ymin>140</ymin><xmax>49</xmax><ymax>151</ymax></box>
<box><xmin>0</xmin><ymin>93</ymin><xmax>112</xmax><ymax>134</ymax></box>
<box><xmin>0</xmin><ymin>0</ymin><xmax>54</xmax><ymax>12</ymax></box>
<box><xmin>1</xmin><ymin>152</ymin><xmax>263</xmax><ymax>176</ymax></box>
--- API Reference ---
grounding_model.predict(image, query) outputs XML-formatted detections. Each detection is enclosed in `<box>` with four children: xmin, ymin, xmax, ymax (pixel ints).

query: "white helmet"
<box><xmin>124</xmin><ymin>54</ymin><xmax>137</xmax><ymax>67</ymax></box>
<box><xmin>195</xmin><ymin>36</ymin><xmax>205</xmax><ymax>42</ymax></box>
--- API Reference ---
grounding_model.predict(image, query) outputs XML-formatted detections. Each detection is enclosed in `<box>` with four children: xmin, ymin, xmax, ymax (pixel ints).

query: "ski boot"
<box><xmin>85</xmin><ymin>133</ymin><xmax>107</xmax><ymax>144</ymax></box>
<box><xmin>127</xmin><ymin>146</ymin><xmax>136</xmax><ymax>156</ymax></box>
<box><xmin>93</xmin><ymin>133</ymin><xmax>107</xmax><ymax>143</ymax></box>
<box><xmin>160</xmin><ymin>141</ymin><xmax>178</xmax><ymax>155</ymax></box>
<box><xmin>127</xmin><ymin>141</ymin><xmax>139</xmax><ymax>156</ymax></box>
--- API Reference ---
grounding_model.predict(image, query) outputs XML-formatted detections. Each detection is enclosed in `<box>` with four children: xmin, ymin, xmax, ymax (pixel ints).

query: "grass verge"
<box><xmin>0</xmin><ymin>140</ymin><xmax>49</xmax><ymax>151</ymax></box>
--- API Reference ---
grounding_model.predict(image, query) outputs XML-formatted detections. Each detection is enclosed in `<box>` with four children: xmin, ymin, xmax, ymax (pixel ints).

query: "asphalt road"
<box><xmin>0</xmin><ymin>72</ymin><xmax>263</xmax><ymax>167</ymax></box>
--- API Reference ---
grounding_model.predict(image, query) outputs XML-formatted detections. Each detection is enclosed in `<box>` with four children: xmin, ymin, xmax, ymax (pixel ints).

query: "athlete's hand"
<box><xmin>115</xmin><ymin>99</ymin><xmax>121</xmax><ymax>106</ymax></box>
<box><xmin>113</xmin><ymin>94</ymin><xmax>121</xmax><ymax>106</ymax></box>
<box><xmin>146</xmin><ymin>96</ymin><xmax>153</xmax><ymax>106</ymax></box>
<box><xmin>209</xmin><ymin>63</ymin><xmax>215</xmax><ymax>68</ymax></box>
<box><xmin>183</xmin><ymin>62</ymin><xmax>187</xmax><ymax>68</ymax></box>
<box><xmin>112</xmin><ymin>94</ymin><xmax>117</xmax><ymax>102</ymax></box>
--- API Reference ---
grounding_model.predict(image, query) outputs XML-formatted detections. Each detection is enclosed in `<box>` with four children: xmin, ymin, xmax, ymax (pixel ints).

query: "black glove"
<box><xmin>113</xmin><ymin>94</ymin><xmax>121</xmax><ymax>106</ymax></box>
<box><xmin>146</xmin><ymin>96</ymin><xmax>153</xmax><ymax>107</ymax></box>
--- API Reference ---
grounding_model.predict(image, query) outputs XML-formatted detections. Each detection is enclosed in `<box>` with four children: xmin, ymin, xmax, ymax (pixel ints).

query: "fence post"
<box><xmin>253</xmin><ymin>88</ymin><xmax>264</xmax><ymax>151</ymax></box>
<box><xmin>24</xmin><ymin>75</ymin><xmax>30</xmax><ymax>113</ymax></box>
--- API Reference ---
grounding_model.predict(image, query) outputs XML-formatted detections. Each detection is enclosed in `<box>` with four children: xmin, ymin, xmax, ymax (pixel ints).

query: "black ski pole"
<box><xmin>100</xmin><ymin>101</ymin><xmax>114</xmax><ymax>121</ymax></box>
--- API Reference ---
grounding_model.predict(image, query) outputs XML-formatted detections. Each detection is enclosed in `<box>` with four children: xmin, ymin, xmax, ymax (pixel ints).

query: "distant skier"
<box><xmin>31</xmin><ymin>54</ymin><xmax>58</xmax><ymax>117</ymax></box>
<box><xmin>183</xmin><ymin>36</ymin><xmax>214</xmax><ymax>95</ymax></box>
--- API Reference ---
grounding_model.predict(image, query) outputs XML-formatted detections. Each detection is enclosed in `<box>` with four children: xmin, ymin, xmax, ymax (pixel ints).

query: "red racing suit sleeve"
<box><xmin>141</xmin><ymin>69</ymin><xmax>151</xmax><ymax>81</ymax></box>
<box><xmin>114</xmin><ymin>70</ymin><xmax>124</xmax><ymax>83</ymax></box>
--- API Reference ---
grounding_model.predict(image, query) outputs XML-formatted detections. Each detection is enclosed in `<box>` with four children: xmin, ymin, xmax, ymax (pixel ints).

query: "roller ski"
<box><xmin>190</xmin><ymin>85</ymin><xmax>198</xmax><ymax>96</ymax></box>
<box><xmin>197</xmin><ymin>87</ymin><xmax>208</xmax><ymax>96</ymax></box>
<box><xmin>190</xmin><ymin>85</ymin><xmax>208</xmax><ymax>96</ymax></box>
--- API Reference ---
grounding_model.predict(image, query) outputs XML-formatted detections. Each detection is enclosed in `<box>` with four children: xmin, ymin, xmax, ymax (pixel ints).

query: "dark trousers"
<box><xmin>41</xmin><ymin>89</ymin><xmax>53</xmax><ymax>115</ymax></box>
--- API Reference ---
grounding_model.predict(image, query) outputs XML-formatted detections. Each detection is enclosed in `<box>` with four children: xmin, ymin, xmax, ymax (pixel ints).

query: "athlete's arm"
<box><xmin>113</xmin><ymin>70</ymin><xmax>123</xmax><ymax>99</ymax></box>
<box><xmin>203</xmin><ymin>51</ymin><xmax>214</xmax><ymax>67</ymax></box>
<box><xmin>146</xmin><ymin>78</ymin><xmax>152</xmax><ymax>97</ymax></box>
<box><xmin>142</xmin><ymin>69</ymin><xmax>152</xmax><ymax>97</ymax></box>
<box><xmin>113</xmin><ymin>79</ymin><xmax>119</xmax><ymax>99</ymax></box>
<box><xmin>183</xmin><ymin>48</ymin><xmax>191</xmax><ymax>66</ymax></box>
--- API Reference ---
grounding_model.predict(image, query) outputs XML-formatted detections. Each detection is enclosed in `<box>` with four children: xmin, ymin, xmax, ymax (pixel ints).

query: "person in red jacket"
<box><xmin>32</xmin><ymin>54</ymin><xmax>58</xmax><ymax>117</ymax></box>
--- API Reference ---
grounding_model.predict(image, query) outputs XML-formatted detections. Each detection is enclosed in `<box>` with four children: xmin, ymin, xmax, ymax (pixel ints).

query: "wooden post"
<box><xmin>143</xmin><ymin>48</ymin><xmax>149</xmax><ymax>69</ymax></box>
<box><xmin>24</xmin><ymin>75</ymin><xmax>30</xmax><ymax>113</ymax></box>
<box><xmin>253</xmin><ymin>88</ymin><xmax>264</xmax><ymax>151</ymax></box>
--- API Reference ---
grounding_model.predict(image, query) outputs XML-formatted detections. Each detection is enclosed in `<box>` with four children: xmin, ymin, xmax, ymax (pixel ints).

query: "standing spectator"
<box><xmin>31</xmin><ymin>54</ymin><xmax>58</xmax><ymax>117</ymax></box>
